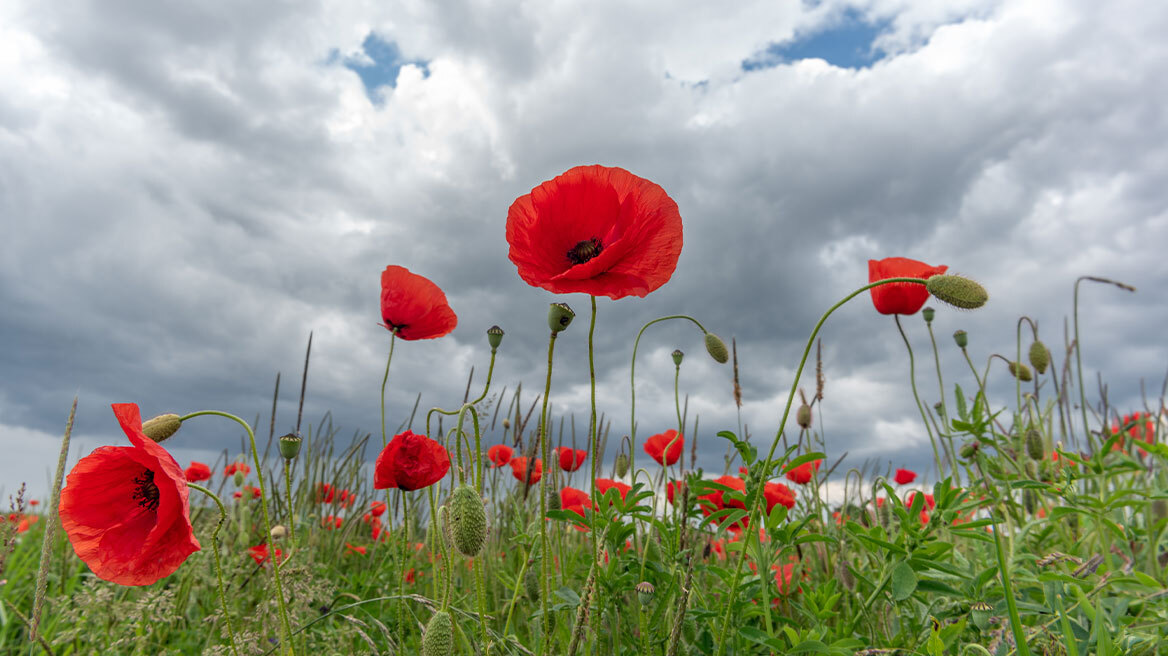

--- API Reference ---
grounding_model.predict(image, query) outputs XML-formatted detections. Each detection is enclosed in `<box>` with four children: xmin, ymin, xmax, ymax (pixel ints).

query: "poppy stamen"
<box><xmin>132</xmin><ymin>469</ymin><xmax>160</xmax><ymax>512</ymax></box>
<box><xmin>566</xmin><ymin>238</ymin><xmax>603</xmax><ymax>265</ymax></box>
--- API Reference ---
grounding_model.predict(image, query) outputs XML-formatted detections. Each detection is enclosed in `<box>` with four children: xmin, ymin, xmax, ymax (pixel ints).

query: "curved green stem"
<box><xmin>629</xmin><ymin>315</ymin><xmax>709</xmax><ymax>463</ymax></box>
<box><xmin>894</xmin><ymin>314</ymin><xmax>945</xmax><ymax>478</ymax></box>
<box><xmin>188</xmin><ymin>483</ymin><xmax>240</xmax><ymax>656</ymax></box>
<box><xmin>926</xmin><ymin>320</ymin><xmax>961</xmax><ymax>479</ymax></box>
<box><xmin>380</xmin><ymin>333</ymin><xmax>398</xmax><ymax>447</ymax></box>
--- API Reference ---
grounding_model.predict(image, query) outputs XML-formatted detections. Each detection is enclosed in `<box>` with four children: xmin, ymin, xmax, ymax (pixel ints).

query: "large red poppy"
<box><xmin>560</xmin><ymin>486</ymin><xmax>593</xmax><ymax>510</ymax></box>
<box><xmin>644</xmin><ymin>430</ymin><xmax>683</xmax><ymax>467</ymax></box>
<box><xmin>184</xmin><ymin>461</ymin><xmax>211</xmax><ymax>483</ymax></box>
<box><xmin>58</xmin><ymin>403</ymin><xmax>201</xmax><ymax>586</ymax></box>
<box><xmin>506</xmin><ymin>165</ymin><xmax>683</xmax><ymax>299</ymax></box>
<box><xmin>374</xmin><ymin>430</ymin><xmax>451</xmax><ymax>491</ymax></box>
<box><xmin>379</xmin><ymin>265</ymin><xmax>458</xmax><ymax>340</ymax></box>
<box><xmin>510</xmin><ymin>457</ymin><xmax>543</xmax><ymax>485</ymax></box>
<box><xmin>555</xmin><ymin>447</ymin><xmax>587</xmax><ymax>472</ymax></box>
<box><xmin>699</xmin><ymin>475</ymin><xmax>748</xmax><ymax>528</ymax></box>
<box><xmin>868</xmin><ymin>257</ymin><xmax>948</xmax><ymax>315</ymax></box>
<box><xmin>764</xmin><ymin>482</ymin><xmax>796</xmax><ymax>512</ymax></box>
<box><xmin>487</xmin><ymin>444</ymin><xmax>514</xmax><ymax>468</ymax></box>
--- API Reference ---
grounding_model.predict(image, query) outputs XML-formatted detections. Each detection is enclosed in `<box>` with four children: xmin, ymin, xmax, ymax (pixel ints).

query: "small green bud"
<box><xmin>278</xmin><ymin>432</ymin><xmax>302</xmax><ymax>460</ymax></box>
<box><xmin>704</xmin><ymin>332</ymin><xmax>729</xmax><ymax>364</ymax></box>
<box><xmin>796</xmin><ymin>403</ymin><xmax>812</xmax><ymax>430</ymax></box>
<box><xmin>926</xmin><ymin>274</ymin><xmax>988</xmax><ymax>310</ymax></box>
<box><xmin>671</xmin><ymin>349</ymin><xmax>684</xmax><ymax>366</ymax></box>
<box><xmin>1023</xmin><ymin>489</ymin><xmax>1037</xmax><ymax>514</ymax></box>
<box><xmin>547</xmin><ymin>488</ymin><xmax>562</xmax><ymax>512</ymax></box>
<box><xmin>421</xmin><ymin>610</ymin><xmax>454</xmax><ymax>656</ymax></box>
<box><xmin>1025</xmin><ymin>428</ymin><xmax>1044</xmax><ymax>461</ymax></box>
<box><xmin>959</xmin><ymin>440</ymin><xmax>979</xmax><ymax>459</ymax></box>
<box><xmin>1028</xmin><ymin>341</ymin><xmax>1050</xmax><ymax>375</ymax></box>
<box><xmin>524</xmin><ymin>563</ymin><xmax>540</xmax><ymax>601</ymax></box>
<box><xmin>233</xmin><ymin>469</ymin><xmax>246</xmax><ymax>488</ymax></box>
<box><xmin>548</xmin><ymin>302</ymin><xmax>575</xmax><ymax>333</ymax></box>
<box><xmin>1008</xmin><ymin>361</ymin><xmax>1033</xmax><ymax>382</ymax></box>
<box><xmin>953</xmin><ymin>330</ymin><xmax>968</xmax><ymax>348</ymax></box>
<box><xmin>448</xmin><ymin>485</ymin><xmax>488</xmax><ymax>558</ymax></box>
<box><xmin>141</xmin><ymin>413</ymin><xmax>182</xmax><ymax>443</ymax></box>
<box><xmin>636</xmin><ymin>581</ymin><xmax>655</xmax><ymax>606</ymax></box>
<box><xmin>487</xmin><ymin>325</ymin><xmax>504</xmax><ymax>349</ymax></box>
<box><xmin>922</xmin><ymin>306</ymin><xmax>935</xmax><ymax>323</ymax></box>
<box><xmin>970</xmin><ymin>601</ymin><xmax>994</xmax><ymax>632</ymax></box>
<box><xmin>614</xmin><ymin>452</ymin><xmax>629</xmax><ymax>478</ymax></box>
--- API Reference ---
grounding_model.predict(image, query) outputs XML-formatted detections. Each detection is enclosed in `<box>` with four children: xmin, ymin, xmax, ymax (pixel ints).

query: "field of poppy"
<box><xmin>3</xmin><ymin>166</ymin><xmax>1167</xmax><ymax>655</ymax></box>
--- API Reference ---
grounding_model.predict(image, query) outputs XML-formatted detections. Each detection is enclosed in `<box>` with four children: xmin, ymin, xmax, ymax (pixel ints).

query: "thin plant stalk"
<box><xmin>188</xmin><ymin>483</ymin><xmax>241</xmax><ymax>656</ymax></box>
<box><xmin>894</xmin><ymin>314</ymin><xmax>946</xmax><ymax>478</ymax></box>
<box><xmin>380</xmin><ymin>332</ymin><xmax>398</xmax><ymax>447</ymax></box>
<box><xmin>537</xmin><ymin>328</ymin><xmax>559</xmax><ymax>654</ymax></box>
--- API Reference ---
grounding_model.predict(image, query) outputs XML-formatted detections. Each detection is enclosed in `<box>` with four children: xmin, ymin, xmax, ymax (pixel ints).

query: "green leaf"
<box><xmin>738</xmin><ymin>626</ymin><xmax>785</xmax><ymax>651</ymax></box>
<box><xmin>890</xmin><ymin>561</ymin><xmax>918</xmax><ymax>601</ymax></box>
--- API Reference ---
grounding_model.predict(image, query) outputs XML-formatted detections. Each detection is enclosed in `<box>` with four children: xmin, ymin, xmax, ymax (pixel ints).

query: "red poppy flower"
<box><xmin>894</xmin><ymin>468</ymin><xmax>917</xmax><ymax>485</ymax></box>
<box><xmin>487</xmin><ymin>444</ymin><xmax>514</xmax><ymax>468</ymax></box>
<box><xmin>560</xmin><ymin>486</ymin><xmax>593</xmax><ymax>510</ymax></box>
<box><xmin>29</xmin><ymin>499</ymin><xmax>40</xmax><ymax>507</ymax></box>
<box><xmin>594</xmin><ymin>478</ymin><xmax>632</xmax><ymax>505</ymax></box>
<box><xmin>1109</xmin><ymin>412</ymin><xmax>1158</xmax><ymax>455</ymax></box>
<box><xmin>510</xmin><ymin>457</ymin><xmax>543</xmax><ymax>485</ymax></box>
<box><xmin>183</xmin><ymin>462</ymin><xmax>212</xmax><ymax>483</ymax></box>
<box><xmin>562</xmin><ymin>504</ymin><xmax>590</xmax><ymax>531</ymax></box>
<box><xmin>374</xmin><ymin>430</ymin><xmax>451</xmax><ymax>491</ymax></box>
<box><xmin>369</xmin><ymin>501</ymin><xmax>387</xmax><ymax>517</ymax></box>
<box><xmin>784</xmin><ymin>460</ymin><xmax>820</xmax><ymax>486</ymax></box>
<box><xmin>772</xmin><ymin>562</ymin><xmax>800</xmax><ymax>595</ymax></box>
<box><xmin>763</xmin><ymin>481</ymin><xmax>796</xmax><ymax>512</ymax></box>
<box><xmin>224</xmin><ymin>462</ymin><xmax>250</xmax><ymax>477</ymax></box>
<box><xmin>698</xmin><ymin>475</ymin><xmax>748</xmax><ymax>528</ymax></box>
<box><xmin>506</xmin><ymin>165</ymin><xmax>684</xmax><ymax>299</ymax></box>
<box><xmin>322</xmin><ymin>515</ymin><xmax>343</xmax><ymax>529</ymax></box>
<box><xmin>234</xmin><ymin>485</ymin><xmax>261</xmax><ymax>500</ymax></box>
<box><xmin>339</xmin><ymin>489</ymin><xmax>355</xmax><ymax>508</ymax></box>
<box><xmin>316</xmin><ymin>483</ymin><xmax>336</xmax><ymax>503</ymax></box>
<box><xmin>906</xmin><ymin>491</ymin><xmax>936</xmax><ymax>511</ymax></box>
<box><xmin>666</xmin><ymin>480</ymin><xmax>685</xmax><ymax>505</ymax></box>
<box><xmin>644</xmin><ymin>430</ymin><xmax>683</xmax><ymax>467</ymax></box>
<box><xmin>868</xmin><ymin>257</ymin><xmax>949</xmax><ymax>315</ymax></box>
<box><xmin>345</xmin><ymin>543</ymin><xmax>367</xmax><ymax>556</ymax></box>
<box><xmin>555</xmin><ymin>447</ymin><xmax>587</xmax><ymax>472</ymax></box>
<box><xmin>58</xmin><ymin>403</ymin><xmax>200</xmax><ymax>586</ymax></box>
<box><xmin>248</xmin><ymin>543</ymin><xmax>286</xmax><ymax>565</ymax></box>
<box><xmin>379</xmin><ymin>265</ymin><xmax>458</xmax><ymax>340</ymax></box>
<box><xmin>17</xmin><ymin>517</ymin><xmax>33</xmax><ymax>533</ymax></box>
<box><xmin>405</xmin><ymin>567</ymin><xmax>418</xmax><ymax>584</ymax></box>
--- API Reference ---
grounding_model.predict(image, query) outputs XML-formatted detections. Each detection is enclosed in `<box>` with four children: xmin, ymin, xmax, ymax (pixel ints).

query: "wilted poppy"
<box><xmin>506</xmin><ymin>165</ymin><xmax>683</xmax><ymax>299</ymax></box>
<box><xmin>894</xmin><ymin>468</ymin><xmax>917</xmax><ymax>485</ymax></box>
<box><xmin>379</xmin><ymin>265</ymin><xmax>458</xmax><ymax>340</ymax></box>
<box><xmin>183</xmin><ymin>462</ymin><xmax>212</xmax><ymax>483</ymax></box>
<box><xmin>764</xmin><ymin>481</ymin><xmax>796</xmax><ymax>512</ymax></box>
<box><xmin>374</xmin><ymin>430</ymin><xmax>451</xmax><ymax>491</ymax></box>
<box><xmin>644</xmin><ymin>430</ymin><xmax>683</xmax><ymax>467</ymax></box>
<box><xmin>58</xmin><ymin>403</ymin><xmax>200</xmax><ymax>586</ymax></box>
<box><xmin>868</xmin><ymin>257</ymin><xmax>948</xmax><ymax>315</ymax></box>
<box><xmin>784</xmin><ymin>460</ymin><xmax>820</xmax><ymax>486</ymax></box>
<box><xmin>224</xmin><ymin>462</ymin><xmax>250</xmax><ymax>477</ymax></box>
<box><xmin>248</xmin><ymin>543</ymin><xmax>286</xmax><ymax>566</ymax></box>
<box><xmin>555</xmin><ymin>447</ymin><xmax>587</xmax><ymax>472</ymax></box>
<box><xmin>487</xmin><ymin>444</ymin><xmax>514</xmax><ymax>468</ymax></box>
<box><xmin>510</xmin><ymin>457</ymin><xmax>543</xmax><ymax>485</ymax></box>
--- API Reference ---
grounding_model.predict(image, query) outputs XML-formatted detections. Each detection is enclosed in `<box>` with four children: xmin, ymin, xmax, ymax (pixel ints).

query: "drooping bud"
<box><xmin>279</xmin><ymin>432</ymin><xmax>302</xmax><ymax>460</ymax></box>
<box><xmin>953</xmin><ymin>330</ymin><xmax>968</xmax><ymax>348</ymax></box>
<box><xmin>487</xmin><ymin>325</ymin><xmax>504</xmax><ymax>350</ymax></box>
<box><xmin>970</xmin><ymin>601</ymin><xmax>994</xmax><ymax>632</ymax></box>
<box><xmin>922</xmin><ymin>306</ymin><xmax>935</xmax><ymax>324</ymax></box>
<box><xmin>671</xmin><ymin>349</ymin><xmax>684</xmax><ymax>366</ymax></box>
<box><xmin>704</xmin><ymin>332</ymin><xmax>729</xmax><ymax>364</ymax></box>
<box><xmin>448</xmin><ymin>485</ymin><xmax>487</xmax><ymax>558</ymax></box>
<box><xmin>548</xmin><ymin>303</ymin><xmax>575</xmax><ymax>333</ymax></box>
<box><xmin>421</xmin><ymin>610</ymin><xmax>454</xmax><ymax>656</ymax></box>
<box><xmin>1025</xmin><ymin>429</ymin><xmax>1044</xmax><ymax>461</ymax></box>
<box><xmin>1028</xmin><ymin>341</ymin><xmax>1050</xmax><ymax>375</ymax></box>
<box><xmin>796</xmin><ymin>403</ymin><xmax>812</xmax><ymax>430</ymax></box>
<box><xmin>925</xmin><ymin>275</ymin><xmax>988</xmax><ymax>310</ymax></box>
<box><xmin>1008</xmin><ymin>361</ymin><xmax>1033</xmax><ymax>382</ymax></box>
<box><xmin>141</xmin><ymin>414</ymin><xmax>182</xmax><ymax>443</ymax></box>
<box><xmin>636</xmin><ymin>581</ymin><xmax>655</xmax><ymax>606</ymax></box>
<box><xmin>614</xmin><ymin>452</ymin><xmax>629</xmax><ymax>478</ymax></box>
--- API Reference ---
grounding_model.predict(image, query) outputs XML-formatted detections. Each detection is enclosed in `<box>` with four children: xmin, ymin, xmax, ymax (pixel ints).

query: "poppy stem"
<box><xmin>893</xmin><ymin>314</ymin><xmax>946</xmax><ymax>479</ymax></box>
<box><xmin>380</xmin><ymin>332</ymin><xmax>397</xmax><ymax>447</ymax></box>
<box><xmin>537</xmin><ymin>328</ymin><xmax>559</xmax><ymax>654</ymax></box>
<box><xmin>187</xmin><ymin>482</ymin><xmax>241</xmax><ymax>656</ymax></box>
<box><xmin>925</xmin><ymin>320</ymin><xmax>962</xmax><ymax>480</ymax></box>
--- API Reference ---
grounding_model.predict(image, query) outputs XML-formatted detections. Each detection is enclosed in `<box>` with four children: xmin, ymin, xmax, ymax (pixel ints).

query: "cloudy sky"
<box><xmin>3</xmin><ymin>0</ymin><xmax>1166</xmax><ymax>503</ymax></box>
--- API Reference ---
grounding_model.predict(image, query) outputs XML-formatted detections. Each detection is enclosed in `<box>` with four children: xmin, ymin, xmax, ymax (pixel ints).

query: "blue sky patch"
<box><xmin>743</xmin><ymin>9</ymin><xmax>890</xmax><ymax>71</ymax></box>
<box><xmin>333</xmin><ymin>33</ymin><xmax>430</xmax><ymax>102</ymax></box>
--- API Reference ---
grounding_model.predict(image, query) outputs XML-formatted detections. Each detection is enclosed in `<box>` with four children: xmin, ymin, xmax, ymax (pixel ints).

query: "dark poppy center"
<box><xmin>132</xmin><ymin>469</ymin><xmax>160</xmax><ymax>512</ymax></box>
<box><xmin>566</xmin><ymin>238</ymin><xmax>603</xmax><ymax>265</ymax></box>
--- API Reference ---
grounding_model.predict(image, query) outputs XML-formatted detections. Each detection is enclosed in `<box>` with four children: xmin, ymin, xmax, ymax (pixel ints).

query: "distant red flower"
<box><xmin>224</xmin><ymin>462</ymin><xmax>250</xmax><ymax>477</ymax></box>
<box><xmin>487</xmin><ymin>444</ymin><xmax>514</xmax><ymax>468</ymax></box>
<box><xmin>338</xmin><ymin>489</ymin><xmax>355</xmax><ymax>508</ymax></box>
<box><xmin>322</xmin><ymin>515</ymin><xmax>343</xmax><ymax>529</ymax></box>
<box><xmin>374</xmin><ymin>430</ymin><xmax>451</xmax><ymax>491</ymax></box>
<box><xmin>316</xmin><ymin>483</ymin><xmax>336</xmax><ymax>503</ymax></box>
<box><xmin>506</xmin><ymin>165</ymin><xmax>684</xmax><ymax>299</ymax></box>
<box><xmin>763</xmin><ymin>482</ymin><xmax>796</xmax><ymax>512</ymax></box>
<box><xmin>345</xmin><ymin>543</ymin><xmax>367</xmax><ymax>556</ymax></box>
<box><xmin>510</xmin><ymin>457</ymin><xmax>543</xmax><ymax>485</ymax></box>
<box><xmin>184</xmin><ymin>462</ymin><xmax>212</xmax><ymax>483</ymax></box>
<box><xmin>868</xmin><ymin>257</ymin><xmax>948</xmax><ymax>315</ymax></box>
<box><xmin>906</xmin><ymin>491</ymin><xmax>936</xmax><ymax>511</ymax></box>
<box><xmin>28</xmin><ymin>499</ymin><xmax>40</xmax><ymax>507</ymax></box>
<box><xmin>773</xmin><ymin>562</ymin><xmax>800</xmax><ymax>595</ymax></box>
<box><xmin>644</xmin><ymin>430</ymin><xmax>683</xmax><ymax>467</ymax></box>
<box><xmin>594</xmin><ymin>479</ymin><xmax>632</xmax><ymax>505</ymax></box>
<box><xmin>738</xmin><ymin>466</ymin><xmax>749</xmax><ymax>477</ymax></box>
<box><xmin>369</xmin><ymin>501</ymin><xmax>387</xmax><ymax>517</ymax></box>
<box><xmin>555</xmin><ymin>447</ymin><xmax>587</xmax><ymax>472</ymax></box>
<box><xmin>58</xmin><ymin>403</ymin><xmax>200</xmax><ymax>586</ymax></box>
<box><xmin>894</xmin><ymin>468</ymin><xmax>917</xmax><ymax>485</ymax></box>
<box><xmin>1110</xmin><ymin>412</ymin><xmax>1158</xmax><ymax>455</ymax></box>
<box><xmin>784</xmin><ymin>460</ymin><xmax>820</xmax><ymax>486</ymax></box>
<box><xmin>666</xmin><ymin>480</ymin><xmax>685</xmax><ymax>506</ymax></box>
<box><xmin>379</xmin><ymin>265</ymin><xmax>458</xmax><ymax>340</ymax></box>
<box><xmin>248</xmin><ymin>543</ymin><xmax>286</xmax><ymax>565</ymax></box>
<box><xmin>405</xmin><ymin>567</ymin><xmax>418</xmax><ymax>584</ymax></box>
<box><xmin>17</xmin><ymin>517</ymin><xmax>32</xmax><ymax>533</ymax></box>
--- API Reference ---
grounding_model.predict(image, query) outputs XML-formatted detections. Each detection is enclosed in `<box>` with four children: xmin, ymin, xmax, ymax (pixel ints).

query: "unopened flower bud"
<box><xmin>796</xmin><ymin>403</ymin><xmax>812</xmax><ymax>430</ymax></box>
<box><xmin>548</xmin><ymin>303</ymin><xmax>575</xmax><ymax>333</ymax></box>
<box><xmin>1028</xmin><ymin>341</ymin><xmax>1050</xmax><ymax>375</ymax></box>
<box><xmin>141</xmin><ymin>413</ymin><xmax>182</xmax><ymax>443</ymax></box>
<box><xmin>448</xmin><ymin>485</ymin><xmax>487</xmax><ymax>558</ymax></box>
<box><xmin>1008</xmin><ymin>361</ymin><xmax>1033</xmax><ymax>382</ymax></box>
<box><xmin>671</xmin><ymin>349</ymin><xmax>684</xmax><ymax>366</ymax></box>
<box><xmin>922</xmin><ymin>306</ymin><xmax>935</xmax><ymax>323</ymax></box>
<box><xmin>524</xmin><ymin>564</ymin><xmax>540</xmax><ymax>600</ymax></box>
<box><xmin>1152</xmin><ymin>499</ymin><xmax>1168</xmax><ymax>523</ymax></box>
<box><xmin>970</xmin><ymin>601</ymin><xmax>994</xmax><ymax>632</ymax></box>
<box><xmin>926</xmin><ymin>275</ymin><xmax>988</xmax><ymax>310</ymax></box>
<box><xmin>422</xmin><ymin>610</ymin><xmax>454</xmax><ymax>656</ymax></box>
<box><xmin>1025</xmin><ymin>429</ymin><xmax>1044</xmax><ymax>461</ymax></box>
<box><xmin>614</xmin><ymin>452</ymin><xmax>629</xmax><ymax>478</ymax></box>
<box><xmin>636</xmin><ymin>581</ymin><xmax>655</xmax><ymax>606</ymax></box>
<box><xmin>279</xmin><ymin>432</ymin><xmax>302</xmax><ymax>460</ymax></box>
<box><xmin>1023</xmin><ymin>489</ymin><xmax>1037</xmax><ymax>514</ymax></box>
<box><xmin>233</xmin><ymin>469</ymin><xmax>245</xmax><ymax>488</ymax></box>
<box><xmin>704</xmin><ymin>332</ymin><xmax>729</xmax><ymax>364</ymax></box>
<box><xmin>547</xmin><ymin>489</ymin><xmax>561</xmax><ymax>512</ymax></box>
<box><xmin>270</xmin><ymin>525</ymin><xmax>288</xmax><ymax>540</ymax></box>
<box><xmin>487</xmin><ymin>325</ymin><xmax>504</xmax><ymax>350</ymax></box>
<box><xmin>953</xmin><ymin>330</ymin><xmax>968</xmax><ymax>348</ymax></box>
<box><xmin>502</xmin><ymin>418</ymin><xmax>511</xmax><ymax>430</ymax></box>
<box><xmin>959</xmin><ymin>440</ymin><xmax>980</xmax><ymax>459</ymax></box>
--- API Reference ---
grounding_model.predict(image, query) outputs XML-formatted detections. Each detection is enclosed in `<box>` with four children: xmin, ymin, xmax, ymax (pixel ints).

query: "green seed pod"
<box><xmin>448</xmin><ymin>485</ymin><xmax>487</xmax><ymax>558</ymax></box>
<box><xmin>953</xmin><ymin>330</ymin><xmax>969</xmax><ymax>348</ymax></box>
<box><xmin>1025</xmin><ymin>428</ymin><xmax>1044</xmax><ymax>461</ymax></box>
<box><xmin>1008</xmin><ymin>361</ymin><xmax>1033</xmax><ymax>382</ymax></box>
<box><xmin>925</xmin><ymin>274</ymin><xmax>989</xmax><ymax>310</ymax></box>
<box><xmin>922</xmin><ymin>306</ymin><xmax>935</xmax><ymax>324</ymax></box>
<box><xmin>524</xmin><ymin>563</ymin><xmax>540</xmax><ymax>601</ymax></box>
<box><xmin>278</xmin><ymin>432</ymin><xmax>302</xmax><ymax>460</ymax></box>
<box><xmin>1028</xmin><ymin>341</ymin><xmax>1050</xmax><ymax>375</ymax></box>
<box><xmin>614</xmin><ymin>452</ymin><xmax>629</xmax><ymax>478</ymax></box>
<box><xmin>704</xmin><ymin>332</ymin><xmax>729</xmax><ymax>364</ymax></box>
<box><xmin>141</xmin><ymin>413</ymin><xmax>182</xmax><ymax>443</ymax></box>
<box><xmin>421</xmin><ymin>610</ymin><xmax>454</xmax><ymax>656</ymax></box>
<box><xmin>671</xmin><ymin>349</ymin><xmax>684</xmax><ymax>366</ymax></box>
<box><xmin>548</xmin><ymin>302</ymin><xmax>575</xmax><ymax>333</ymax></box>
<box><xmin>970</xmin><ymin>601</ymin><xmax>994</xmax><ymax>632</ymax></box>
<box><xmin>796</xmin><ymin>403</ymin><xmax>812</xmax><ymax>430</ymax></box>
<box><xmin>487</xmin><ymin>325</ymin><xmax>504</xmax><ymax>350</ymax></box>
<box><xmin>636</xmin><ymin>581</ymin><xmax>655</xmax><ymax>606</ymax></box>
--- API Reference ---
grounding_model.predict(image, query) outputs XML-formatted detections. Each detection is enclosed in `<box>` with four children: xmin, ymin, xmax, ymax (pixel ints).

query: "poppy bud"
<box><xmin>671</xmin><ymin>349</ymin><xmax>684</xmax><ymax>366</ymax></box>
<box><xmin>279</xmin><ymin>432</ymin><xmax>302</xmax><ymax>460</ymax></box>
<box><xmin>233</xmin><ymin>469</ymin><xmax>246</xmax><ymax>488</ymax></box>
<box><xmin>548</xmin><ymin>302</ymin><xmax>575</xmax><ymax>333</ymax></box>
<box><xmin>704</xmin><ymin>332</ymin><xmax>729</xmax><ymax>364</ymax></box>
<box><xmin>925</xmin><ymin>274</ymin><xmax>988</xmax><ymax>310</ymax></box>
<box><xmin>448</xmin><ymin>485</ymin><xmax>487</xmax><ymax>558</ymax></box>
<box><xmin>970</xmin><ymin>601</ymin><xmax>994</xmax><ymax>632</ymax></box>
<box><xmin>502</xmin><ymin>419</ymin><xmax>511</xmax><ymax>430</ymax></box>
<box><xmin>1023</xmin><ymin>489</ymin><xmax>1037</xmax><ymax>514</ymax></box>
<box><xmin>959</xmin><ymin>440</ymin><xmax>979</xmax><ymax>459</ymax></box>
<box><xmin>796</xmin><ymin>403</ymin><xmax>812</xmax><ymax>430</ymax></box>
<box><xmin>270</xmin><ymin>525</ymin><xmax>288</xmax><ymax>540</ymax></box>
<box><xmin>547</xmin><ymin>489</ymin><xmax>561</xmax><ymax>512</ymax></box>
<box><xmin>1152</xmin><ymin>499</ymin><xmax>1168</xmax><ymax>523</ymax></box>
<box><xmin>1025</xmin><ymin>429</ymin><xmax>1044</xmax><ymax>461</ymax></box>
<box><xmin>1024</xmin><ymin>461</ymin><xmax>1038</xmax><ymax>480</ymax></box>
<box><xmin>487</xmin><ymin>325</ymin><xmax>504</xmax><ymax>350</ymax></box>
<box><xmin>1028</xmin><ymin>341</ymin><xmax>1050</xmax><ymax>375</ymax></box>
<box><xmin>421</xmin><ymin>610</ymin><xmax>454</xmax><ymax>656</ymax></box>
<box><xmin>141</xmin><ymin>413</ymin><xmax>182</xmax><ymax>443</ymax></box>
<box><xmin>922</xmin><ymin>306</ymin><xmax>935</xmax><ymax>323</ymax></box>
<box><xmin>1008</xmin><ymin>361</ymin><xmax>1033</xmax><ymax>382</ymax></box>
<box><xmin>953</xmin><ymin>330</ymin><xmax>968</xmax><ymax>348</ymax></box>
<box><xmin>614</xmin><ymin>452</ymin><xmax>629</xmax><ymax>478</ymax></box>
<box><xmin>524</xmin><ymin>564</ymin><xmax>540</xmax><ymax>600</ymax></box>
<box><xmin>636</xmin><ymin>581</ymin><xmax>655</xmax><ymax>606</ymax></box>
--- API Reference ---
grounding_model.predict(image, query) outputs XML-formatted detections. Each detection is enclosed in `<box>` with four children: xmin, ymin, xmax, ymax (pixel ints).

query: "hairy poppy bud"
<box><xmin>922</xmin><ymin>306</ymin><xmax>935</xmax><ymax>324</ymax></box>
<box><xmin>1028</xmin><ymin>341</ymin><xmax>1050</xmax><ymax>375</ymax></box>
<box><xmin>270</xmin><ymin>525</ymin><xmax>288</xmax><ymax>540</ymax></box>
<box><xmin>448</xmin><ymin>485</ymin><xmax>487</xmax><ymax>557</ymax></box>
<box><xmin>1008</xmin><ymin>361</ymin><xmax>1033</xmax><ymax>382</ymax></box>
<box><xmin>279</xmin><ymin>432</ymin><xmax>302</xmax><ymax>460</ymax></box>
<box><xmin>547</xmin><ymin>488</ymin><xmax>562</xmax><ymax>512</ymax></box>
<box><xmin>1022</xmin><ymin>489</ymin><xmax>1037</xmax><ymax>514</ymax></box>
<box><xmin>959</xmin><ymin>440</ymin><xmax>979</xmax><ymax>459</ymax></box>
<box><xmin>524</xmin><ymin>564</ymin><xmax>540</xmax><ymax>600</ymax></box>
<box><xmin>926</xmin><ymin>275</ymin><xmax>988</xmax><ymax>310</ymax></box>
<box><xmin>953</xmin><ymin>330</ymin><xmax>968</xmax><ymax>348</ymax></box>
<box><xmin>796</xmin><ymin>403</ymin><xmax>812</xmax><ymax>430</ymax></box>
<box><xmin>487</xmin><ymin>325</ymin><xmax>504</xmax><ymax>350</ymax></box>
<box><xmin>141</xmin><ymin>413</ymin><xmax>182</xmax><ymax>443</ymax></box>
<box><xmin>671</xmin><ymin>349</ymin><xmax>684</xmax><ymax>366</ymax></box>
<box><xmin>233</xmin><ymin>469</ymin><xmax>246</xmax><ymax>488</ymax></box>
<box><xmin>970</xmin><ymin>601</ymin><xmax>994</xmax><ymax>632</ymax></box>
<box><xmin>614</xmin><ymin>452</ymin><xmax>629</xmax><ymax>478</ymax></box>
<box><xmin>1025</xmin><ymin>429</ymin><xmax>1044</xmax><ymax>461</ymax></box>
<box><xmin>704</xmin><ymin>332</ymin><xmax>729</xmax><ymax>364</ymax></box>
<box><xmin>422</xmin><ymin>610</ymin><xmax>454</xmax><ymax>656</ymax></box>
<box><xmin>636</xmin><ymin>581</ymin><xmax>655</xmax><ymax>606</ymax></box>
<box><xmin>548</xmin><ymin>302</ymin><xmax>575</xmax><ymax>333</ymax></box>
